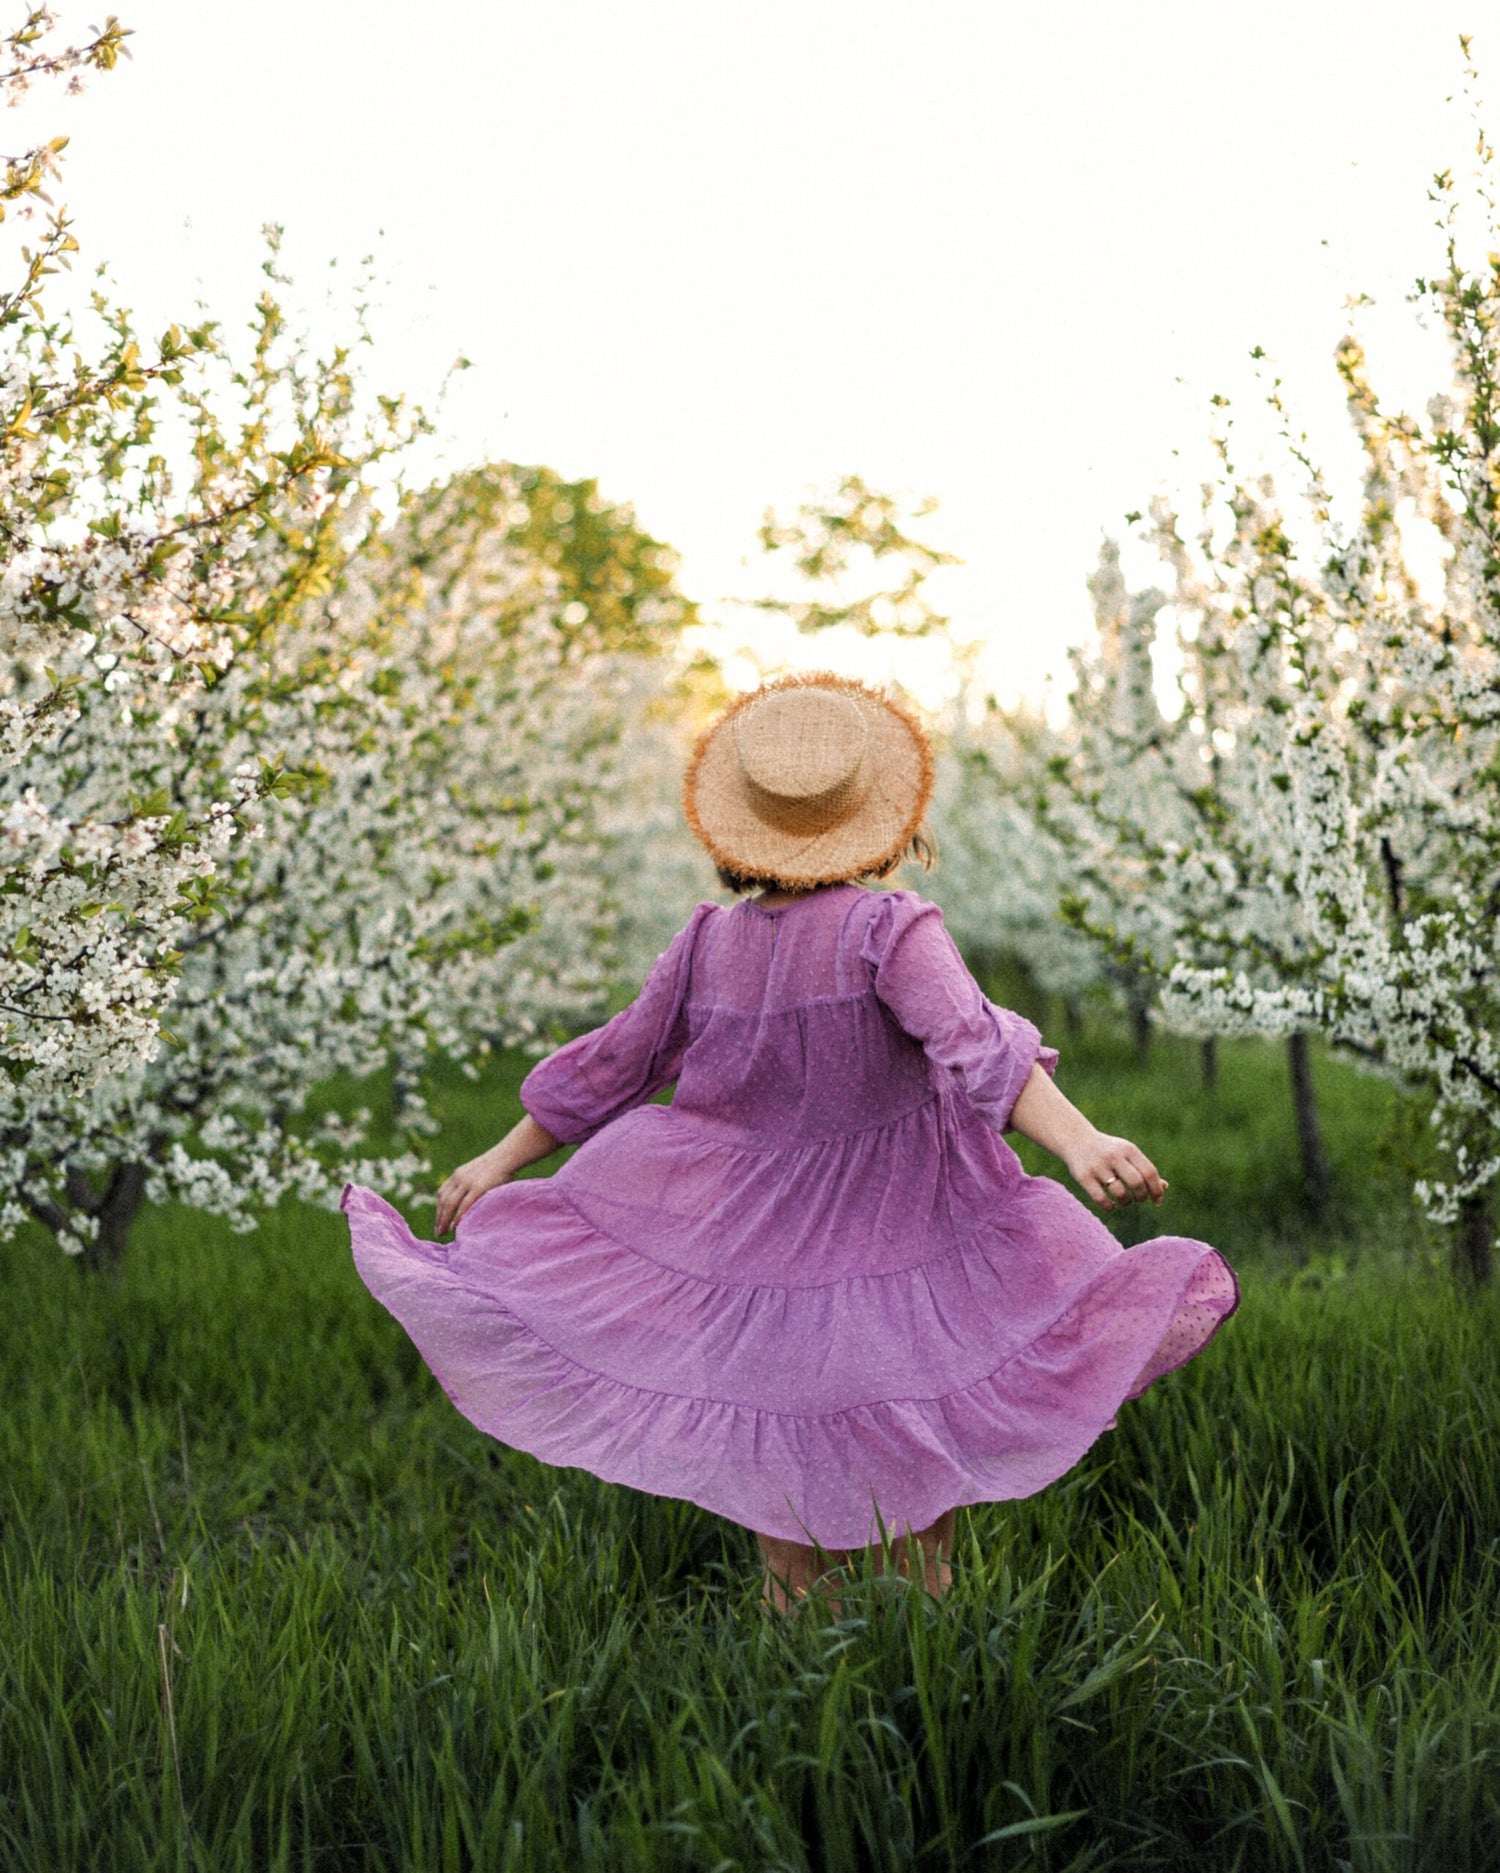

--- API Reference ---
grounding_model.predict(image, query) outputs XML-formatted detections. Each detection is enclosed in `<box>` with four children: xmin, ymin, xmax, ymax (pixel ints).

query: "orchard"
<box><xmin>6</xmin><ymin>12</ymin><xmax>1500</xmax><ymax>1872</ymax></box>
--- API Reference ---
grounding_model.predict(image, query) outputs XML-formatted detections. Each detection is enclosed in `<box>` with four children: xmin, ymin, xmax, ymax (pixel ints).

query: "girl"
<box><xmin>343</xmin><ymin>672</ymin><xmax>1239</xmax><ymax>1616</ymax></box>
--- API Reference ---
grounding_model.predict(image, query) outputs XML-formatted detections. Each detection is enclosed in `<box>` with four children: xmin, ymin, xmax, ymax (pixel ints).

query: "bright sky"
<box><xmin>12</xmin><ymin>0</ymin><xmax>1487</xmax><ymax>712</ymax></box>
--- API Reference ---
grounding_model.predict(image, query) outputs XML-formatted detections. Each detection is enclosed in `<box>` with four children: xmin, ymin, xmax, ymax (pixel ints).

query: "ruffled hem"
<box><xmin>343</xmin><ymin>1183</ymin><xmax>1239</xmax><ymax>1549</ymax></box>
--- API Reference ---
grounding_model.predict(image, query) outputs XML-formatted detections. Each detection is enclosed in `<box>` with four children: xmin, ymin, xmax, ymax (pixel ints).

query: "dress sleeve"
<box><xmin>860</xmin><ymin>891</ymin><xmax>1059</xmax><ymax>1132</ymax></box>
<box><xmin>519</xmin><ymin>903</ymin><xmax>716</xmax><ymax>1146</ymax></box>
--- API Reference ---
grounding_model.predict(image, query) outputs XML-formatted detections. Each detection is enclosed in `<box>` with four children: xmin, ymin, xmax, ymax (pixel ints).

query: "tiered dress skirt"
<box><xmin>344</xmin><ymin>887</ymin><xmax>1238</xmax><ymax>1548</ymax></box>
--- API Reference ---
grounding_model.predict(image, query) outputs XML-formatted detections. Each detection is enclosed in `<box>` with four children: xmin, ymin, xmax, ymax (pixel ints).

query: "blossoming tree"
<box><xmin>1034</xmin><ymin>534</ymin><xmax>1336</xmax><ymax>1203</ymax></box>
<box><xmin>0</xmin><ymin>12</ymin><xmax>349</xmax><ymax>1105</ymax></box>
<box><xmin>1</xmin><ymin>18</ymin><xmax>699</xmax><ymax>1264</ymax></box>
<box><xmin>1046</xmin><ymin>107</ymin><xmax>1500</xmax><ymax>1281</ymax></box>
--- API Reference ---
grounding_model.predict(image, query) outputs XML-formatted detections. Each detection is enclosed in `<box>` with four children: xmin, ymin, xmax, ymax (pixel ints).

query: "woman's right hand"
<box><xmin>1062</xmin><ymin>1127</ymin><xmax>1168</xmax><ymax>1211</ymax></box>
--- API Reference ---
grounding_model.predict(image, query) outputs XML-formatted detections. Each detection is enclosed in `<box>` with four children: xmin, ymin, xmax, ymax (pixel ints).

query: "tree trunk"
<box><xmin>1286</xmin><ymin>1031</ymin><xmax>1331</xmax><ymax>1218</ymax></box>
<box><xmin>1200</xmin><ymin>1035</ymin><xmax>1219</xmax><ymax>1092</ymax></box>
<box><xmin>1130</xmin><ymin>993</ymin><xmax>1151</xmax><ymax>1066</ymax></box>
<box><xmin>1063</xmin><ymin>998</ymin><xmax>1083</xmax><ymax>1040</ymax></box>
<box><xmin>1452</xmin><ymin>1191</ymin><xmax>1494</xmax><ymax>1290</ymax></box>
<box><xmin>82</xmin><ymin>1162</ymin><xmax>149</xmax><ymax>1275</ymax></box>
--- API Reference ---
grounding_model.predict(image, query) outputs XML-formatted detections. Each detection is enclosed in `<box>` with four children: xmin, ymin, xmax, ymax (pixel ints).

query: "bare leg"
<box><xmin>757</xmin><ymin>1531</ymin><xmax>852</xmax><ymax>1616</ymax></box>
<box><xmin>756</xmin><ymin>1507</ymin><xmax>958</xmax><ymax>1616</ymax></box>
<box><xmin>881</xmin><ymin>1506</ymin><xmax>957</xmax><ymax>1598</ymax></box>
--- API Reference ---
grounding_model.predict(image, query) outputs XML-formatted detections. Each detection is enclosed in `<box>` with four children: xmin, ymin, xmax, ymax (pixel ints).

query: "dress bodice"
<box><xmin>517</xmin><ymin>883</ymin><xmax>1056</xmax><ymax>1154</ymax></box>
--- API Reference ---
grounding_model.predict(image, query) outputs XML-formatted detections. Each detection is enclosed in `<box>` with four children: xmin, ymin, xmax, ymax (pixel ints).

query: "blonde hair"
<box><xmin>714</xmin><ymin>823</ymin><xmax>939</xmax><ymax>897</ymax></box>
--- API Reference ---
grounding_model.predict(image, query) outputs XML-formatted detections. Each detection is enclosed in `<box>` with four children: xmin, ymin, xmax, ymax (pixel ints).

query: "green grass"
<box><xmin>3</xmin><ymin>1032</ymin><xmax>1495</xmax><ymax>1871</ymax></box>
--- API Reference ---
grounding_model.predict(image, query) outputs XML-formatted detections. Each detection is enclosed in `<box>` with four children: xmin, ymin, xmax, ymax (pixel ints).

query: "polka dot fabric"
<box><xmin>344</xmin><ymin>884</ymin><xmax>1239</xmax><ymax>1549</ymax></box>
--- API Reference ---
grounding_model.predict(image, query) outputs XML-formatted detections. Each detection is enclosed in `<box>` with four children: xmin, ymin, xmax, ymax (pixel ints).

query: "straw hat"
<box><xmin>682</xmin><ymin>671</ymin><xmax>935</xmax><ymax>888</ymax></box>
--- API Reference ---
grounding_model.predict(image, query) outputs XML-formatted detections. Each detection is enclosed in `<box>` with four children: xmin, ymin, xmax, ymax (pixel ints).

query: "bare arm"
<box><xmin>1008</xmin><ymin>1062</ymin><xmax>1168</xmax><ymax>1212</ymax></box>
<box><xmin>433</xmin><ymin>1112</ymin><xmax>563</xmax><ymax>1237</ymax></box>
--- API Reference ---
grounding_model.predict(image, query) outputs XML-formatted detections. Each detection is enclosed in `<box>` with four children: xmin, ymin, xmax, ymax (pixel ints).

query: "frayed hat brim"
<box><xmin>682</xmin><ymin>671</ymin><xmax>935</xmax><ymax>886</ymax></box>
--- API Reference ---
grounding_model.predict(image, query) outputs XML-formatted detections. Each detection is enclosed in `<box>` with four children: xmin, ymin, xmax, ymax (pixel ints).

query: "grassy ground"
<box><xmin>3</xmin><ymin>1025</ymin><xmax>1495</xmax><ymax>1871</ymax></box>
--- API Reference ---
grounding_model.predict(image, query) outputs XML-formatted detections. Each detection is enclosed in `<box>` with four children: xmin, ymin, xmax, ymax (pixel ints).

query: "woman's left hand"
<box><xmin>434</xmin><ymin>1149</ymin><xmax>512</xmax><ymax>1237</ymax></box>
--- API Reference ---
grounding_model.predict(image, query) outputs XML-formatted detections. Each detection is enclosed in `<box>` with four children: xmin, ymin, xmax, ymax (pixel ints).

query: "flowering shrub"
<box><xmin>921</xmin><ymin>698</ymin><xmax>1103</xmax><ymax>1010</ymax></box>
<box><xmin>592</xmin><ymin>655</ymin><xmax>737</xmax><ymax>985</ymax></box>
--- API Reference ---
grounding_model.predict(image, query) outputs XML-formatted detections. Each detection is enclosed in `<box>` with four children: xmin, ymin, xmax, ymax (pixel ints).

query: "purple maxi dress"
<box><xmin>344</xmin><ymin>883</ymin><xmax>1239</xmax><ymax>1549</ymax></box>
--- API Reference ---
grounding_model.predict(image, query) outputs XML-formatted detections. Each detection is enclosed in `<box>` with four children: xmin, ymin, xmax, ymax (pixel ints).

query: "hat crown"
<box><xmin>733</xmin><ymin>687</ymin><xmax>867</xmax><ymax>801</ymax></box>
<box><xmin>682</xmin><ymin>669</ymin><xmax>933</xmax><ymax>889</ymax></box>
